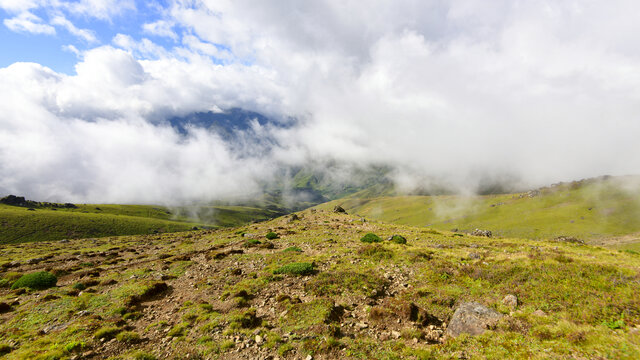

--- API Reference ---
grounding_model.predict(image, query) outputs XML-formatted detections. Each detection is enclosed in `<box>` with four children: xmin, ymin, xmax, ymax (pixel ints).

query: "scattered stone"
<box><xmin>502</xmin><ymin>295</ymin><xmax>518</xmax><ymax>310</ymax></box>
<box><xmin>471</xmin><ymin>229</ymin><xmax>492</xmax><ymax>238</ymax></box>
<box><xmin>255</xmin><ymin>335</ymin><xmax>263</xmax><ymax>345</ymax></box>
<box><xmin>445</xmin><ymin>302</ymin><xmax>503</xmax><ymax>338</ymax></box>
<box><xmin>25</xmin><ymin>257</ymin><xmax>45</xmax><ymax>264</ymax></box>
<box><xmin>305</xmin><ymin>355</ymin><xmax>313</xmax><ymax>360</ymax></box>
<box><xmin>553</xmin><ymin>236</ymin><xmax>585</xmax><ymax>245</ymax></box>
<box><xmin>532</xmin><ymin>309</ymin><xmax>547</xmax><ymax>317</ymax></box>
<box><xmin>468</xmin><ymin>252</ymin><xmax>481</xmax><ymax>260</ymax></box>
<box><xmin>391</xmin><ymin>330</ymin><xmax>401</xmax><ymax>339</ymax></box>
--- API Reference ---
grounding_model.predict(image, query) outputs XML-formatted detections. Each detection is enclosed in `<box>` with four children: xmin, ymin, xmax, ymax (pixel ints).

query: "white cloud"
<box><xmin>2</xmin><ymin>1</ymin><xmax>640</xmax><ymax>202</ymax></box>
<box><xmin>51</xmin><ymin>15</ymin><xmax>98</xmax><ymax>43</ymax></box>
<box><xmin>0</xmin><ymin>0</ymin><xmax>42</xmax><ymax>13</ymax></box>
<box><xmin>4</xmin><ymin>11</ymin><xmax>55</xmax><ymax>35</ymax></box>
<box><xmin>143</xmin><ymin>19</ymin><xmax>177</xmax><ymax>40</ymax></box>
<box><xmin>62</xmin><ymin>0</ymin><xmax>136</xmax><ymax>20</ymax></box>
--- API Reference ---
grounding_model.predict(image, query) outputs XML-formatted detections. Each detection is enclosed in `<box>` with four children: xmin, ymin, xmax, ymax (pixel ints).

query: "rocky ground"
<box><xmin>1</xmin><ymin>209</ymin><xmax>640</xmax><ymax>359</ymax></box>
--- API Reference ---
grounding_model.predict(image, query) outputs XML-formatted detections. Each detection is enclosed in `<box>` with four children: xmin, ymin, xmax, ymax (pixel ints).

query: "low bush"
<box><xmin>266</xmin><ymin>232</ymin><xmax>279</xmax><ymax>240</ymax></box>
<box><xmin>360</xmin><ymin>233</ymin><xmax>382</xmax><ymax>243</ymax></box>
<box><xmin>283</xmin><ymin>246</ymin><xmax>303</xmax><ymax>253</ymax></box>
<box><xmin>11</xmin><ymin>271</ymin><xmax>57</xmax><ymax>290</ymax></box>
<box><xmin>116</xmin><ymin>331</ymin><xmax>141</xmax><ymax>343</ymax></box>
<box><xmin>274</xmin><ymin>262</ymin><xmax>314</xmax><ymax>276</ymax></box>
<box><xmin>93</xmin><ymin>326</ymin><xmax>121</xmax><ymax>340</ymax></box>
<box><xmin>389</xmin><ymin>235</ymin><xmax>407</xmax><ymax>244</ymax></box>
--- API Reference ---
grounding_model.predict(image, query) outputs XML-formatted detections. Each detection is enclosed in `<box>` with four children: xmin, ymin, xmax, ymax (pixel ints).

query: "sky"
<box><xmin>1</xmin><ymin>0</ymin><xmax>640</xmax><ymax>204</ymax></box>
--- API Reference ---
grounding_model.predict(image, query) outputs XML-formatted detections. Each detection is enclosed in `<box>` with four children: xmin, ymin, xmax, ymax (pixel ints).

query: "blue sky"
<box><xmin>0</xmin><ymin>0</ymin><xmax>175</xmax><ymax>74</ymax></box>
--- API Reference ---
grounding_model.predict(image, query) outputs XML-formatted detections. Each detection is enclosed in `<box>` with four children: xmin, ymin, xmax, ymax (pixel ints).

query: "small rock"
<box><xmin>391</xmin><ymin>330</ymin><xmax>401</xmax><ymax>339</ymax></box>
<box><xmin>305</xmin><ymin>355</ymin><xmax>313</xmax><ymax>360</ymax></box>
<box><xmin>255</xmin><ymin>335</ymin><xmax>263</xmax><ymax>345</ymax></box>
<box><xmin>502</xmin><ymin>294</ymin><xmax>518</xmax><ymax>310</ymax></box>
<box><xmin>356</xmin><ymin>322</ymin><xmax>369</xmax><ymax>329</ymax></box>
<box><xmin>468</xmin><ymin>252</ymin><xmax>481</xmax><ymax>260</ymax></box>
<box><xmin>532</xmin><ymin>309</ymin><xmax>546</xmax><ymax>317</ymax></box>
<box><xmin>471</xmin><ymin>229</ymin><xmax>492</xmax><ymax>238</ymax></box>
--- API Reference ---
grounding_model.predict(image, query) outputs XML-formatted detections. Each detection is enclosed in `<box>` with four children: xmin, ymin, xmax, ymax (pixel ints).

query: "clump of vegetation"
<box><xmin>244</xmin><ymin>239</ymin><xmax>262</xmax><ymax>247</ymax></box>
<box><xmin>116</xmin><ymin>331</ymin><xmax>141</xmax><ymax>343</ymax></box>
<box><xmin>266</xmin><ymin>231</ymin><xmax>279</xmax><ymax>240</ymax></box>
<box><xmin>93</xmin><ymin>326</ymin><xmax>122</xmax><ymax>340</ymax></box>
<box><xmin>306</xmin><ymin>271</ymin><xmax>387</xmax><ymax>297</ymax></box>
<box><xmin>132</xmin><ymin>351</ymin><xmax>157</xmax><ymax>360</ymax></box>
<box><xmin>72</xmin><ymin>282</ymin><xmax>86</xmax><ymax>291</ymax></box>
<box><xmin>279</xmin><ymin>298</ymin><xmax>339</xmax><ymax>333</ymax></box>
<box><xmin>273</xmin><ymin>262</ymin><xmax>314</xmax><ymax>276</ymax></box>
<box><xmin>63</xmin><ymin>341</ymin><xmax>85</xmax><ymax>353</ymax></box>
<box><xmin>360</xmin><ymin>233</ymin><xmax>382</xmax><ymax>243</ymax></box>
<box><xmin>229</xmin><ymin>308</ymin><xmax>260</xmax><ymax>329</ymax></box>
<box><xmin>283</xmin><ymin>246</ymin><xmax>303</xmax><ymax>252</ymax></box>
<box><xmin>389</xmin><ymin>234</ymin><xmax>407</xmax><ymax>244</ymax></box>
<box><xmin>168</xmin><ymin>322</ymin><xmax>191</xmax><ymax>337</ymax></box>
<box><xmin>220</xmin><ymin>340</ymin><xmax>235</xmax><ymax>350</ymax></box>
<box><xmin>0</xmin><ymin>272</ymin><xmax>22</xmax><ymax>288</ymax></box>
<box><xmin>11</xmin><ymin>271</ymin><xmax>57</xmax><ymax>290</ymax></box>
<box><xmin>358</xmin><ymin>244</ymin><xmax>394</xmax><ymax>260</ymax></box>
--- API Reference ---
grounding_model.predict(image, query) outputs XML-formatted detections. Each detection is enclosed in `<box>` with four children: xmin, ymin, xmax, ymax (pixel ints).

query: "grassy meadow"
<box><xmin>0</xmin><ymin>209</ymin><xmax>639</xmax><ymax>359</ymax></box>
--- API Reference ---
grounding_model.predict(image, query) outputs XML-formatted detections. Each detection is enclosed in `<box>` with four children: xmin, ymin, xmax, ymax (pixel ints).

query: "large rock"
<box><xmin>333</xmin><ymin>205</ymin><xmax>347</xmax><ymax>214</ymax></box>
<box><xmin>471</xmin><ymin>229</ymin><xmax>492</xmax><ymax>237</ymax></box>
<box><xmin>445</xmin><ymin>302</ymin><xmax>503</xmax><ymax>338</ymax></box>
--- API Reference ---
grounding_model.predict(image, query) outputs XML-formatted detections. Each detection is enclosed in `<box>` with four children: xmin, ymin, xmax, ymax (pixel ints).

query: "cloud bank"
<box><xmin>1</xmin><ymin>0</ymin><xmax>640</xmax><ymax>203</ymax></box>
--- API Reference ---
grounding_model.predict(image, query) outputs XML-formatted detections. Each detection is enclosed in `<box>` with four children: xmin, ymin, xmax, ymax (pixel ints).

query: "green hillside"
<box><xmin>319</xmin><ymin>176</ymin><xmax>640</xmax><ymax>244</ymax></box>
<box><xmin>0</xmin><ymin>202</ymin><xmax>282</xmax><ymax>244</ymax></box>
<box><xmin>1</xmin><ymin>210</ymin><xmax>639</xmax><ymax>359</ymax></box>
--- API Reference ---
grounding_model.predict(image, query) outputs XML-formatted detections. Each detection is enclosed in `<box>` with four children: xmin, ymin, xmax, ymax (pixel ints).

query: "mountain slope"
<box><xmin>319</xmin><ymin>176</ymin><xmax>640</xmax><ymax>243</ymax></box>
<box><xmin>0</xmin><ymin>201</ymin><xmax>282</xmax><ymax>244</ymax></box>
<box><xmin>0</xmin><ymin>210</ymin><xmax>638</xmax><ymax>359</ymax></box>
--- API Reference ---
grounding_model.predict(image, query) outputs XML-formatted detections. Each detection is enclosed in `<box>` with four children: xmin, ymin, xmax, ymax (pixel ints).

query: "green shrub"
<box><xmin>360</xmin><ymin>233</ymin><xmax>382</xmax><ymax>243</ymax></box>
<box><xmin>220</xmin><ymin>340</ymin><xmax>235</xmax><ymax>350</ymax></box>
<box><xmin>115</xmin><ymin>331</ymin><xmax>140</xmax><ymax>343</ymax></box>
<box><xmin>389</xmin><ymin>235</ymin><xmax>407</xmax><ymax>244</ymax></box>
<box><xmin>132</xmin><ymin>351</ymin><xmax>157</xmax><ymax>360</ymax></box>
<box><xmin>229</xmin><ymin>308</ymin><xmax>260</xmax><ymax>329</ymax></box>
<box><xmin>245</xmin><ymin>239</ymin><xmax>262</xmax><ymax>246</ymax></box>
<box><xmin>266</xmin><ymin>232</ymin><xmax>279</xmax><ymax>240</ymax></box>
<box><xmin>274</xmin><ymin>262</ymin><xmax>314</xmax><ymax>276</ymax></box>
<box><xmin>283</xmin><ymin>246</ymin><xmax>302</xmax><ymax>252</ymax></box>
<box><xmin>93</xmin><ymin>326</ymin><xmax>122</xmax><ymax>340</ymax></box>
<box><xmin>167</xmin><ymin>322</ymin><xmax>190</xmax><ymax>337</ymax></box>
<box><xmin>72</xmin><ymin>282</ymin><xmax>86</xmax><ymax>291</ymax></box>
<box><xmin>64</xmin><ymin>341</ymin><xmax>85</xmax><ymax>352</ymax></box>
<box><xmin>11</xmin><ymin>271</ymin><xmax>57</xmax><ymax>290</ymax></box>
<box><xmin>123</xmin><ymin>312</ymin><xmax>143</xmax><ymax>320</ymax></box>
<box><xmin>278</xmin><ymin>343</ymin><xmax>294</xmax><ymax>356</ymax></box>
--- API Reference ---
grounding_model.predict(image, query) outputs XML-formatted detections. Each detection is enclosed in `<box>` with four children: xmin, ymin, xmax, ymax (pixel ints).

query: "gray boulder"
<box><xmin>445</xmin><ymin>302</ymin><xmax>503</xmax><ymax>338</ymax></box>
<box><xmin>471</xmin><ymin>229</ymin><xmax>492</xmax><ymax>237</ymax></box>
